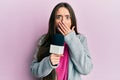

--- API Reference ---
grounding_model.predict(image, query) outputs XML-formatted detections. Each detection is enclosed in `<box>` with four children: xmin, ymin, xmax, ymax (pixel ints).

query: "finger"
<box><xmin>51</xmin><ymin>54</ymin><xmax>60</xmax><ymax>58</ymax></box>
<box><xmin>51</xmin><ymin>53</ymin><xmax>61</xmax><ymax>57</ymax></box>
<box><xmin>52</xmin><ymin>61</ymin><xmax>59</xmax><ymax>65</ymax></box>
<box><xmin>54</xmin><ymin>53</ymin><xmax>63</xmax><ymax>57</ymax></box>
<box><xmin>52</xmin><ymin>60</ymin><xmax>60</xmax><ymax>63</ymax></box>
<box><xmin>59</xmin><ymin>22</ymin><xmax>70</xmax><ymax>35</ymax></box>
<box><xmin>57</xmin><ymin>54</ymin><xmax>64</xmax><ymax>56</ymax></box>
<box><xmin>61</xmin><ymin>21</ymin><xmax>70</xmax><ymax>30</ymax></box>
<box><xmin>52</xmin><ymin>59</ymin><xmax>60</xmax><ymax>62</ymax></box>
<box><xmin>59</xmin><ymin>22</ymin><xmax>68</xmax><ymax>31</ymax></box>
<box><xmin>72</xmin><ymin>26</ymin><xmax>75</xmax><ymax>31</ymax></box>
<box><xmin>50</xmin><ymin>57</ymin><xmax>60</xmax><ymax>61</ymax></box>
<box><xmin>51</xmin><ymin>58</ymin><xmax>60</xmax><ymax>61</ymax></box>
<box><xmin>57</xmin><ymin>27</ymin><xmax>65</xmax><ymax>35</ymax></box>
<box><xmin>51</xmin><ymin>56</ymin><xmax>60</xmax><ymax>59</ymax></box>
<box><xmin>58</xmin><ymin>22</ymin><xmax>66</xmax><ymax>33</ymax></box>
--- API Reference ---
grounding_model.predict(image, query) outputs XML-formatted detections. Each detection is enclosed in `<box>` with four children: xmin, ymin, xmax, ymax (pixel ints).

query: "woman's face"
<box><xmin>55</xmin><ymin>7</ymin><xmax>72</xmax><ymax>30</ymax></box>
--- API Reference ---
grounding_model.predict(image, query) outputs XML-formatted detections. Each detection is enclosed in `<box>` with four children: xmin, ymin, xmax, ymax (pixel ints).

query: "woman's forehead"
<box><xmin>56</xmin><ymin>7</ymin><xmax>70</xmax><ymax>15</ymax></box>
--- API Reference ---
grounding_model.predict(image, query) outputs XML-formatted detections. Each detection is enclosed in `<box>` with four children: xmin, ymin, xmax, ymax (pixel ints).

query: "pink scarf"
<box><xmin>56</xmin><ymin>42</ymin><xmax>69</xmax><ymax>80</ymax></box>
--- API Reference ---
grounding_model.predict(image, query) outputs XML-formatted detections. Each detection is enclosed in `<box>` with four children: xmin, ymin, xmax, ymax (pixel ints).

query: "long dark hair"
<box><xmin>37</xmin><ymin>2</ymin><xmax>79</xmax><ymax>80</ymax></box>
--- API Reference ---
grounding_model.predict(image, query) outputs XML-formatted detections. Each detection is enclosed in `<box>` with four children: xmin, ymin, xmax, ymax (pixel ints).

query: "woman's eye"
<box><xmin>66</xmin><ymin>16</ymin><xmax>71</xmax><ymax>20</ymax></box>
<box><xmin>56</xmin><ymin>15</ymin><xmax>61</xmax><ymax>19</ymax></box>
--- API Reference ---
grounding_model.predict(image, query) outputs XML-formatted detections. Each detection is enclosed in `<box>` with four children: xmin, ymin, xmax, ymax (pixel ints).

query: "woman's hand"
<box><xmin>57</xmin><ymin>21</ymin><xmax>75</xmax><ymax>36</ymax></box>
<box><xmin>50</xmin><ymin>53</ymin><xmax>63</xmax><ymax>66</ymax></box>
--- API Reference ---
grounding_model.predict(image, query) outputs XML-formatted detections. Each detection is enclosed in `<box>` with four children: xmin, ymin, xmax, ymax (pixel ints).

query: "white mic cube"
<box><xmin>50</xmin><ymin>44</ymin><xmax>64</xmax><ymax>55</ymax></box>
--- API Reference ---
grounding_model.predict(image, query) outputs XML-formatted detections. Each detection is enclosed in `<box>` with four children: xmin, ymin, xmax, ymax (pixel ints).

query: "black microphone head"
<box><xmin>51</xmin><ymin>33</ymin><xmax>64</xmax><ymax>46</ymax></box>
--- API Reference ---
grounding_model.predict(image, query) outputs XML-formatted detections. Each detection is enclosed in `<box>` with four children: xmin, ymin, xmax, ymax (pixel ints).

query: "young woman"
<box><xmin>31</xmin><ymin>2</ymin><xmax>93</xmax><ymax>80</ymax></box>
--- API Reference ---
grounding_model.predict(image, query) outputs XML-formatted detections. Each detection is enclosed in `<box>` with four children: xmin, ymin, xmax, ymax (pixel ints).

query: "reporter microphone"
<box><xmin>50</xmin><ymin>33</ymin><xmax>64</xmax><ymax>55</ymax></box>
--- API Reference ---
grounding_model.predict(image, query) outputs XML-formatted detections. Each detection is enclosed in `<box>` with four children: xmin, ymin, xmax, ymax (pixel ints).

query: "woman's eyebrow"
<box><xmin>56</xmin><ymin>14</ymin><xmax>70</xmax><ymax>16</ymax></box>
<box><xmin>56</xmin><ymin>15</ymin><xmax>62</xmax><ymax>16</ymax></box>
<box><xmin>65</xmin><ymin>15</ymin><xmax>70</xmax><ymax>16</ymax></box>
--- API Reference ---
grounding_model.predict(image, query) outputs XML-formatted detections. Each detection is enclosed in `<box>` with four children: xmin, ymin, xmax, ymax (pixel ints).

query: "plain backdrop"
<box><xmin>0</xmin><ymin>0</ymin><xmax>120</xmax><ymax>80</ymax></box>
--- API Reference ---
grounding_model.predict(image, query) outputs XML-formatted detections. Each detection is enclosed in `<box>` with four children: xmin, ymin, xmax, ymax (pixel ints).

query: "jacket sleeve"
<box><xmin>30</xmin><ymin>35</ymin><xmax>58</xmax><ymax>78</ymax></box>
<box><xmin>64</xmin><ymin>31</ymin><xmax>93</xmax><ymax>75</ymax></box>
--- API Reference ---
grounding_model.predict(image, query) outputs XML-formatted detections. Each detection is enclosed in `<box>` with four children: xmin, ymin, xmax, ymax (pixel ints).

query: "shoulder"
<box><xmin>76</xmin><ymin>33</ymin><xmax>87</xmax><ymax>42</ymax></box>
<box><xmin>37</xmin><ymin>34</ymin><xmax>47</xmax><ymax>46</ymax></box>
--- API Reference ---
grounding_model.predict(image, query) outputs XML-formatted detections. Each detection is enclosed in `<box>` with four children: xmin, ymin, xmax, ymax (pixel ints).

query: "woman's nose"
<box><xmin>61</xmin><ymin>17</ymin><xmax>65</xmax><ymax>23</ymax></box>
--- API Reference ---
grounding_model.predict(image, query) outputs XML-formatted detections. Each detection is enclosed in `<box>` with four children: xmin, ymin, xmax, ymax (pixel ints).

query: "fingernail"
<box><xmin>57</xmin><ymin>27</ymin><xmax>60</xmax><ymax>30</ymax></box>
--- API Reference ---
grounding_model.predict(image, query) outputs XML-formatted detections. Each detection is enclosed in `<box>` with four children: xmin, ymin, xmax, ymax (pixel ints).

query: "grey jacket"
<box><xmin>30</xmin><ymin>31</ymin><xmax>93</xmax><ymax>80</ymax></box>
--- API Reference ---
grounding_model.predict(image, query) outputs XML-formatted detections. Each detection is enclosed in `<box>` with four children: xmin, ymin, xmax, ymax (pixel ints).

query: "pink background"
<box><xmin>0</xmin><ymin>0</ymin><xmax>120</xmax><ymax>80</ymax></box>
